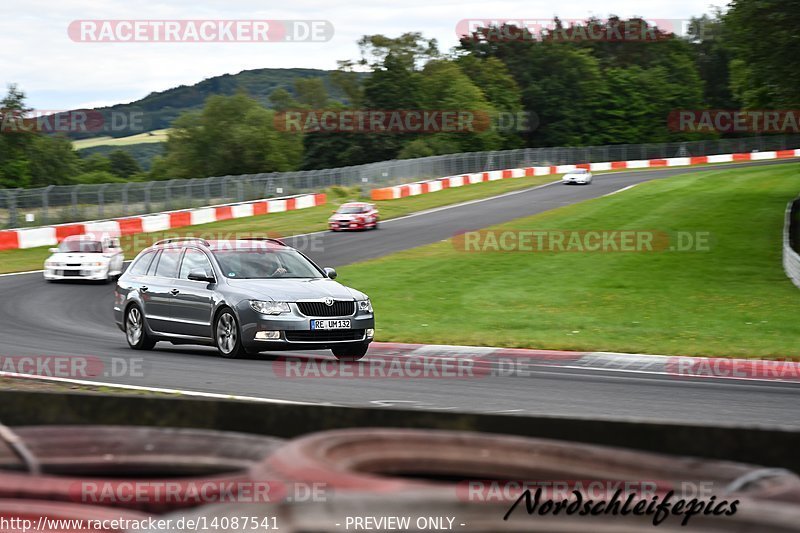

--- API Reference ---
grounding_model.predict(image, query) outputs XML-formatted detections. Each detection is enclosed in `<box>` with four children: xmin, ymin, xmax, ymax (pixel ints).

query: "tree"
<box><xmin>27</xmin><ymin>135</ymin><xmax>81</xmax><ymax>187</ymax></box>
<box><xmin>158</xmin><ymin>92</ymin><xmax>303</xmax><ymax>179</ymax></box>
<box><xmin>81</xmin><ymin>153</ymin><xmax>112</xmax><ymax>173</ymax></box>
<box><xmin>357</xmin><ymin>32</ymin><xmax>439</xmax><ymax>71</ymax></box>
<box><xmin>456</xmin><ymin>55</ymin><xmax>525</xmax><ymax>148</ymax></box>
<box><xmin>74</xmin><ymin>170</ymin><xmax>127</xmax><ymax>184</ymax></box>
<box><xmin>725</xmin><ymin>0</ymin><xmax>800</xmax><ymax>107</ymax></box>
<box><xmin>457</xmin><ymin>17</ymin><xmax>711</xmax><ymax>147</ymax></box>
<box><xmin>293</xmin><ymin>78</ymin><xmax>330</xmax><ymax>108</ymax></box>
<box><xmin>688</xmin><ymin>12</ymin><xmax>738</xmax><ymax>109</ymax></box>
<box><xmin>331</xmin><ymin>61</ymin><xmax>365</xmax><ymax>107</ymax></box>
<box><xmin>108</xmin><ymin>150</ymin><xmax>141</xmax><ymax>178</ymax></box>
<box><xmin>414</xmin><ymin>60</ymin><xmax>502</xmax><ymax>154</ymax></box>
<box><xmin>520</xmin><ymin>45</ymin><xmax>607</xmax><ymax>146</ymax></box>
<box><xmin>0</xmin><ymin>84</ymin><xmax>35</xmax><ymax>188</ymax></box>
<box><xmin>269</xmin><ymin>88</ymin><xmax>296</xmax><ymax>111</ymax></box>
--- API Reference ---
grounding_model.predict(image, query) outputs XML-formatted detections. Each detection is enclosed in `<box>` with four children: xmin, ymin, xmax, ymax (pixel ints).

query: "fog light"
<box><xmin>366</xmin><ymin>328</ymin><xmax>375</xmax><ymax>338</ymax></box>
<box><xmin>255</xmin><ymin>331</ymin><xmax>281</xmax><ymax>340</ymax></box>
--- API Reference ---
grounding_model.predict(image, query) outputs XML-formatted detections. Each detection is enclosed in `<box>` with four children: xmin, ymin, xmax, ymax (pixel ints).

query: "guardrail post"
<box><xmin>185</xmin><ymin>179</ymin><xmax>193</xmax><ymax>207</ymax></box>
<box><xmin>144</xmin><ymin>182</ymin><xmax>154</xmax><ymax>213</ymax></box>
<box><xmin>42</xmin><ymin>185</ymin><xmax>54</xmax><ymax>225</ymax></box>
<box><xmin>165</xmin><ymin>179</ymin><xmax>177</xmax><ymax>210</ymax></box>
<box><xmin>122</xmin><ymin>182</ymin><xmax>131</xmax><ymax>216</ymax></box>
<box><xmin>98</xmin><ymin>183</ymin><xmax>108</xmax><ymax>218</ymax></box>
<box><xmin>221</xmin><ymin>176</ymin><xmax>229</xmax><ymax>200</ymax></box>
<box><xmin>71</xmin><ymin>185</ymin><xmax>80</xmax><ymax>220</ymax></box>
<box><xmin>7</xmin><ymin>189</ymin><xmax>20</xmax><ymax>229</ymax></box>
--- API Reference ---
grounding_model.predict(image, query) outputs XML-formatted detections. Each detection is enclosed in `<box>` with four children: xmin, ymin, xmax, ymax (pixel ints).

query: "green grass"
<box><xmin>72</xmin><ymin>129</ymin><xmax>170</xmax><ymax>150</ymax></box>
<box><xmin>338</xmin><ymin>163</ymin><xmax>800</xmax><ymax>358</ymax></box>
<box><xmin>0</xmin><ymin>174</ymin><xmax>557</xmax><ymax>274</ymax></box>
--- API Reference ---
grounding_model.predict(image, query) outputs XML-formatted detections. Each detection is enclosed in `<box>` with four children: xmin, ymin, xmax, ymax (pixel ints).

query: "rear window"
<box><xmin>58</xmin><ymin>240</ymin><xmax>102</xmax><ymax>253</ymax></box>
<box><xmin>337</xmin><ymin>205</ymin><xmax>367</xmax><ymax>214</ymax></box>
<box><xmin>128</xmin><ymin>251</ymin><xmax>155</xmax><ymax>276</ymax></box>
<box><xmin>180</xmin><ymin>248</ymin><xmax>214</xmax><ymax>279</ymax></box>
<box><xmin>155</xmin><ymin>248</ymin><xmax>182</xmax><ymax>278</ymax></box>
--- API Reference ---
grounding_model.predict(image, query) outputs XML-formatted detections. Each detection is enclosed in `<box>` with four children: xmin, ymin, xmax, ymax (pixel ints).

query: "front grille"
<box><xmin>60</xmin><ymin>270</ymin><xmax>81</xmax><ymax>276</ymax></box>
<box><xmin>286</xmin><ymin>329</ymin><xmax>365</xmax><ymax>342</ymax></box>
<box><xmin>296</xmin><ymin>301</ymin><xmax>355</xmax><ymax>317</ymax></box>
<box><xmin>66</xmin><ymin>264</ymin><xmax>81</xmax><ymax>267</ymax></box>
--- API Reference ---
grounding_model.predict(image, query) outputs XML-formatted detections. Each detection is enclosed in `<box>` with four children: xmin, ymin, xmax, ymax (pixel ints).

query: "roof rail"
<box><xmin>238</xmin><ymin>237</ymin><xmax>287</xmax><ymax>246</ymax></box>
<box><xmin>153</xmin><ymin>237</ymin><xmax>211</xmax><ymax>247</ymax></box>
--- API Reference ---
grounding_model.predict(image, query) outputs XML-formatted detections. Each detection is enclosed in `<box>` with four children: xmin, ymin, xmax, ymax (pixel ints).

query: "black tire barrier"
<box><xmin>259</xmin><ymin>428</ymin><xmax>800</xmax><ymax>503</ymax></box>
<box><xmin>0</xmin><ymin>426</ymin><xmax>285</xmax><ymax>513</ymax></box>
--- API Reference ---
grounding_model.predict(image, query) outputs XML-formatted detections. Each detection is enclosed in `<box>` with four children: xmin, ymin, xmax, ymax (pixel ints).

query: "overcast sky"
<box><xmin>1</xmin><ymin>0</ymin><xmax>724</xmax><ymax>111</ymax></box>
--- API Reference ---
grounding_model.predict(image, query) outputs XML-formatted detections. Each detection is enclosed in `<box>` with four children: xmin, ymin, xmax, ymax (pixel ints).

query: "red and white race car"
<box><xmin>328</xmin><ymin>202</ymin><xmax>380</xmax><ymax>231</ymax></box>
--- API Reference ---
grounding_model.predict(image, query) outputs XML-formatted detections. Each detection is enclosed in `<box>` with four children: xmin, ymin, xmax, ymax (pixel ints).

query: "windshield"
<box><xmin>337</xmin><ymin>205</ymin><xmax>367</xmax><ymax>214</ymax></box>
<box><xmin>57</xmin><ymin>240</ymin><xmax>103</xmax><ymax>253</ymax></box>
<box><xmin>573</xmin><ymin>169</ymin><xmax>588</xmax><ymax>174</ymax></box>
<box><xmin>213</xmin><ymin>249</ymin><xmax>324</xmax><ymax>279</ymax></box>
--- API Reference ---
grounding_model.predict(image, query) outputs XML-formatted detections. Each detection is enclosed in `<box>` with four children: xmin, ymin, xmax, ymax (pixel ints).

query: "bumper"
<box><xmin>44</xmin><ymin>267</ymin><xmax>107</xmax><ymax>281</ymax></box>
<box><xmin>328</xmin><ymin>220</ymin><xmax>375</xmax><ymax>230</ymax></box>
<box><xmin>237</xmin><ymin>303</ymin><xmax>375</xmax><ymax>351</ymax></box>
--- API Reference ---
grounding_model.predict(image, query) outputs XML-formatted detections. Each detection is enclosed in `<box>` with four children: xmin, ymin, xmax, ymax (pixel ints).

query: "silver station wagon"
<box><xmin>114</xmin><ymin>238</ymin><xmax>374</xmax><ymax>360</ymax></box>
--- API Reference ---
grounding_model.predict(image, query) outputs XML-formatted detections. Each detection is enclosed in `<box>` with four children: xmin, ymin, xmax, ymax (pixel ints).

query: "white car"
<box><xmin>44</xmin><ymin>234</ymin><xmax>124</xmax><ymax>283</ymax></box>
<box><xmin>562</xmin><ymin>168</ymin><xmax>593</xmax><ymax>185</ymax></box>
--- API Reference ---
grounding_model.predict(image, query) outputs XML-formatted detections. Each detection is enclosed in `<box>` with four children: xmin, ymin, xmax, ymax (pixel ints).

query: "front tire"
<box><xmin>332</xmin><ymin>342</ymin><xmax>369</xmax><ymax>361</ymax></box>
<box><xmin>125</xmin><ymin>305</ymin><xmax>156</xmax><ymax>350</ymax></box>
<box><xmin>215</xmin><ymin>309</ymin><xmax>247</xmax><ymax>359</ymax></box>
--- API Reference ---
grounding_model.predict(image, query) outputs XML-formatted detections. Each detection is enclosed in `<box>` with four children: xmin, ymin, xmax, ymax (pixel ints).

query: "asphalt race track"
<box><xmin>1</xmin><ymin>159</ymin><xmax>798</xmax><ymax>427</ymax></box>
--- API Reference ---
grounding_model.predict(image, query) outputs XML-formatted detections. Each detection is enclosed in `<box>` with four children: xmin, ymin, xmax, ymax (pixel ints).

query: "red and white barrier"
<box><xmin>371</xmin><ymin>148</ymin><xmax>800</xmax><ymax>201</ymax></box>
<box><xmin>0</xmin><ymin>193</ymin><xmax>327</xmax><ymax>251</ymax></box>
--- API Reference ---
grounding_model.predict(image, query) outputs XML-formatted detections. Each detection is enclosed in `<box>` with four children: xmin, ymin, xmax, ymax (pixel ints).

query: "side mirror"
<box><xmin>49</xmin><ymin>248</ymin><xmax>59</xmax><ymax>253</ymax></box>
<box><xmin>323</xmin><ymin>267</ymin><xmax>337</xmax><ymax>280</ymax></box>
<box><xmin>188</xmin><ymin>269</ymin><xmax>215</xmax><ymax>283</ymax></box>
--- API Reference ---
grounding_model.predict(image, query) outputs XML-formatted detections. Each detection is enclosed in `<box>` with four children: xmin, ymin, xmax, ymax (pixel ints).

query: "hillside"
<box><xmin>68</xmin><ymin>68</ymin><xmax>352</xmax><ymax>140</ymax></box>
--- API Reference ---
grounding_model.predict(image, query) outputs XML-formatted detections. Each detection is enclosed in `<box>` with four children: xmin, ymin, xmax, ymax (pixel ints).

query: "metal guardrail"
<box><xmin>2</xmin><ymin>134</ymin><xmax>800</xmax><ymax>229</ymax></box>
<box><xmin>783</xmin><ymin>198</ymin><xmax>800</xmax><ymax>289</ymax></box>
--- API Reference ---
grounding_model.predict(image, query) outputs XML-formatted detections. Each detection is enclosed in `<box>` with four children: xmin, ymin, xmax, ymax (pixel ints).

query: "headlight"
<box><xmin>358</xmin><ymin>299</ymin><xmax>373</xmax><ymax>313</ymax></box>
<box><xmin>250</xmin><ymin>300</ymin><xmax>291</xmax><ymax>315</ymax></box>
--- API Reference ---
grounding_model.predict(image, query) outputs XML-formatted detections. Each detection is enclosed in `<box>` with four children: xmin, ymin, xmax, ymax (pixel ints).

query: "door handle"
<box><xmin>140</xmin><ymin>286</ymin><xmax>148</xmax><ymax>293</ymax></box>
<box><xmin>170</xmin><ymin>289</ymin><xmax>180</xmax><ymax>295</ymax></box>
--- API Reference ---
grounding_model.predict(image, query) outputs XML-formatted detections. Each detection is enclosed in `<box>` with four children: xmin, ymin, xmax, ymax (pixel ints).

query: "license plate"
<box><xmin>311</xmin><ymin>319</ymin><xmax>351</xmax><ymax>330</ymax></box>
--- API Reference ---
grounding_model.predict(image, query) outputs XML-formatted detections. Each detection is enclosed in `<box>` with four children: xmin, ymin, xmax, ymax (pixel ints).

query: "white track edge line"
<box><xmin>0</xmin><ymin>371</ymin><xmax>326</xmax><ymax>405</ymax></box>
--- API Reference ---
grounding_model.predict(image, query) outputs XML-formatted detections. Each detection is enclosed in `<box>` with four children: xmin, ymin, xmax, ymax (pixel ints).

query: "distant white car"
<box><xmin>44</xmin><ymin>234</ymin><xmax>124</xmax><ymax>283</ymax></box>
<box><xmin>562</xmin><ymin>168</ymin><xmax>593</xmax><ymax>185</ymax></box>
